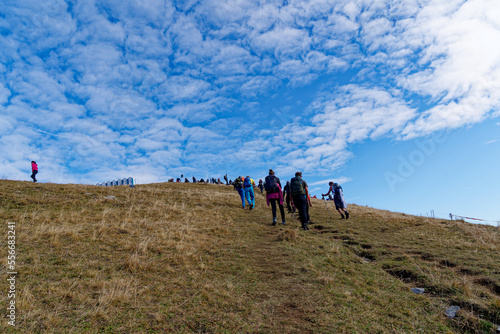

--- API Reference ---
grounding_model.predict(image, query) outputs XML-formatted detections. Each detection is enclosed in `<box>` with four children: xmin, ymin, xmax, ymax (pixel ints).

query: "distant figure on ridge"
<box><xmin>290</xmin><ymin>172</ymin><xmax>311</xmax><ymax>230</ymax></box>
<box><xmin>244</xmin><ymin>176</ymin><xmax>255</xmax><ymax>210</ymax></box>
<box><xmin>322</xmin><ymin>182</ymin><xmax>349</xmax><ymax>219</ymax></box>
<box><xmin>265</xmin><ymin>169</ymin><xmax>285</xmax><ymax>225</ymax></box>
<box><xmin>224</xmin><ymin>174</ymin><xmax>228</xmax><ymax>185</ymax></box>
<box><xmin>31</xmin><ymin>161</ymin><xmax>38</xmax><ymax>183</ymax></box>
<box><xmin>258</xmin><ymin>179</ymin><xmax>264</xmax><ymax>193</ymax></box>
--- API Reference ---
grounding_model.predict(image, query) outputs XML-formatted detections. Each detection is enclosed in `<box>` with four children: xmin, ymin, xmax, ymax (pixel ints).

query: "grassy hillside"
<box><xmin>0</xmin><ymin>180</ymin><xmax>499</xmax><ymax>333</ymax></box>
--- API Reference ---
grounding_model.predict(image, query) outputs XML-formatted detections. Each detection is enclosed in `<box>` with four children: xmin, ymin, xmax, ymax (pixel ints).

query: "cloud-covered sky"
<box><xmin>1</xmin><ymin>0</ymin><xmax>500</xmax><ymax>221</ymax></box>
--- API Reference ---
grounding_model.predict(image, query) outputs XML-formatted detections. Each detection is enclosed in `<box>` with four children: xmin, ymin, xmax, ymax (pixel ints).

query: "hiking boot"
<box><xmin>302</xmin><ymin>224</ymin><xmax>309</xmax><ymax>231</ymax></box>
<box><xmin>272</xmin><ymin>218</ymin><xmax>277</xmax><ymax>226</ymax></box>
<box><xmin>340</xmin><ymin>214</ymin><xmax>345</xmax><ymax>219</ymax></box>
<box><xmin>345</xmin><ymin>211</ymin><xmax>350</xmax><ymax>219</ymax></box>
<box><xmin>282</xmin><ymin>220</ymin><xmax>286</xmax><ymax>225</ymax></box>
<box><xmin>249</xmin><ymin>204</ymin><xmax>254</xmax><ymax>210</ymax></box>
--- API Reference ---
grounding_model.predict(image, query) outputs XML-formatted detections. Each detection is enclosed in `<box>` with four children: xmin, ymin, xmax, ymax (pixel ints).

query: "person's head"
<box><xmin>286</xmin><ymin>181</ymin><xmax>290</xmax><ymax>185</ymax></box>
<box><xmin>269</xmin><ymin>169</ymin><xmax>275</xmax><ymax>175</ymax></box>
<box><xmin>295</xmin><ymin>171</ymin><xmax>302</xmax><ymax>177</ymax></box>
<box><xmin>31</xmin><ymin>161</ymin><xmax>36</xmax><ymax>164</ymax></box>
<box><xmin>329</xmin><ymin>181</ymin><xmax>334</xmax><ymax>186</ymax></box>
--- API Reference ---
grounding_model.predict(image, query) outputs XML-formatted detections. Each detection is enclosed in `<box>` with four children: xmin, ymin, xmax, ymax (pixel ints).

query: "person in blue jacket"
<box><xmin>322</xmin><ymin>182</ymin><xmax>349</xmax><ymax>219</ymax></box>
<box><xmin>244</xmin><ymin>176</ymin><xmax>255</xmax><ymax>210</ymax></box>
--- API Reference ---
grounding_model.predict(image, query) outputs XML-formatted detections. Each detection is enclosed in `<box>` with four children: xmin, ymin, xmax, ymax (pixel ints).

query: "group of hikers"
<box><xmin>27</xmin><ymin>162</ymin><xmax>348</xmax><ymax>229</ymax></box>
<box><xmin>232</xmin><ymin>169</ymin><xmax>349</xmax><ymax>231</ymax></box>
<box><xmin>167</xmin><ymin>174</ymin><xmax>233</xmax><ymax>185</ymax></box>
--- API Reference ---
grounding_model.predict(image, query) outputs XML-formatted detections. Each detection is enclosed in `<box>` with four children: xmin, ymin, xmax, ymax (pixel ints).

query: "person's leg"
<box><xmin>238</xmin><ymin>188</ymin><xmax>245</xmax><ymax>208</ymax></box>
<box><xmin>278</xmin><ymin>203</ymin><xmax>286</xmax><ymax>223</ymax></box>
<box><xmin>32</xmin><ymin>170</ymin><xmax>38</xmax><ymax>182</ymax></box>
<box><xmin>293</xmin><ymin>195</ymin><xmax>308</xmax><ymax>230</ymax></box>
<box><xmin>270</xmin><ymin>199</ymin><xmax>277</xmax><ymax>225</ymax></box>
<box><xmin>286</xmin><ymin>196</ymin><xmax>292</xmax><ymax>213</ymax></box>
<box><xmin>341</xmin><ymin>205</ymin><xmax>349</xmax><ymax>219</ymax></box>
<box><xmin>249</xmin><ymin>187</ymin><xmax>255</xmax><ymax>207</ymax></box>
<box><xmin>244</xmin><ymin>188</ymin><xmax>250</xmax><ymax>207</ymax></box>
<box><xmin>335</xmin><ymin>198</ymin><xmax>345</xmax><ymax>218</ymax></box>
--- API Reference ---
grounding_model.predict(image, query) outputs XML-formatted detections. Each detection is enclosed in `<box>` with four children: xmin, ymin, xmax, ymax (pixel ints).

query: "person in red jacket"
<box><xmin>31</xmin><ymin>161</ymin><xmax>38</xmax><ymax>183</ymax></box>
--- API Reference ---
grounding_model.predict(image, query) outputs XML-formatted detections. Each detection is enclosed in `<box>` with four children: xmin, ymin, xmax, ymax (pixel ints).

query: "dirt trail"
<box><xmin>238</xmin><ymin>217</ymin><xmax>325</xmax><ymax>333</ymax></box>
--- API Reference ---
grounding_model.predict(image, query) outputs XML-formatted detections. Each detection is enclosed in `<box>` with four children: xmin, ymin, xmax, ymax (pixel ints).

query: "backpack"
<box><xmin>290</xmin><ymin>177</ymin><xmax>305</xmax><ymax>195</ymax></box>
<box><xmin>234</xmin><ymin>178</ymin><xmax>243</xmax><ymax>188</ymax></box>
<box><xmin>264</xmin><ymin>175</ymin><xmax>280</xmax><ymax>193</ymax></box>
<box><xmin>244</xmin><ymin>177</ymin><xmax>252</xmax><ymax>188</ymax></box>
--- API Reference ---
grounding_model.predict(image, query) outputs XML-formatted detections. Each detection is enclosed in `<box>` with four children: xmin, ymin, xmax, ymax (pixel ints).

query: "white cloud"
<box><xmin>308</xmin><ymin>177</ymin><xmax>352</xmax><ymax>187</ymax></box>
<box><xmin>253</xmin><ymin>27</ymin><xmax>312</xmax><ymax>59</ymax></box>
<box><xmin>1</xmin><ymin>0</ymin><xmax>499</xmax><ymax>184</ymax></box>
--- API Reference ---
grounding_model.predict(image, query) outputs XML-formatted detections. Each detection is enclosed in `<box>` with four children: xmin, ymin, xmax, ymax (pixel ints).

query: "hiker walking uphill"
<box><xmin>322</xmin><ymin>182</ymin><xmax>349</xmax><ymax>219</ymax></box>
<box><xmin>283</xmin><ymin>181</ymin><xmax>295</xmax><ymax>214</ymax></box>
<box><xmin>290</xmin><ymin>172</ymin><xmax>311</xmax><ymax>231</ymax></box>
<box><xmin>265</xmin><ymin>169</ymin><xmax>286</xmax><ymax>226</ymax></box>
<box><xmin>244</xmin><ymin>176</ymin><xmax>255</xmax><ymax>210</ymax></box>
<box><xmin>31</xmin><ymin>161</ymin><xmax>38</xmax><ymax>183</ymax></box>
<box><xmin>258</xmin><ymin>179</ymin><xmax>264</xmax><ymax>194</ymax></box>
<box><xmin>233</xmin><ymin>176</ymin><xmax>246</xmax><ymax>208</ymax></box>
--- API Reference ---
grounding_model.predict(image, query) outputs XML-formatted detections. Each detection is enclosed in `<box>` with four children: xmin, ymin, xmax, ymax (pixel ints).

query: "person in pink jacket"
<box><xmin>265</xmin><ymin>169</ymin><xmax>286</xmax><ymax>226</ymax></box>
<box><xmin>31</xmin><ymin>161</ymin><xmax>38</xmax><ymax>183</ymax></box>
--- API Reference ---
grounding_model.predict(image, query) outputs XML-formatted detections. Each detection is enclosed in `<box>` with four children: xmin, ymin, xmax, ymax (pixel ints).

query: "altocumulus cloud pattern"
<box><xmin>0</xmin><ymin>0</ymin><xmax>499</xmax><ymax>184</ymax></box>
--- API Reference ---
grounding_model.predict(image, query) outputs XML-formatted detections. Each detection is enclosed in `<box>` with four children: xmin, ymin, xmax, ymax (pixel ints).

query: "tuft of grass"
<box><xmin>0</xmin><ymin>180</ymin><xmax>498</xmax><ymax>333</ymax></box>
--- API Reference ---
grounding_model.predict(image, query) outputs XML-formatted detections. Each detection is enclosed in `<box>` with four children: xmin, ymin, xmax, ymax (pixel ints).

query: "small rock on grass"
<box><xmin>411</xmin><ymin>288</ymin><xmax>425</xmax><ymax>294</ymax></box>
<box><xmin>103</xmin><ymin>195</ymin><xmax>117</xmax><ymax>200</ymax></box>
<box><xmin>445</xmin><ymin>306</ymin><xmax>460</xmax><ymax>318</ymax></box>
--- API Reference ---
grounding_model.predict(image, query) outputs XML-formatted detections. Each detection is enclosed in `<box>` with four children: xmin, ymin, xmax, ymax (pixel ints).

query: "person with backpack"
<box><xmin>283</xmin><ymin>181</ymin><xmax>295</xmax><ymax>214</ymax></box>
<box><xmin>258</xmin><ymin>179</ymin><xmax>264</xmax><ymax>193</ymax></box>
<box><xmin>265</xmin><ymin>169</ymin><xmax>286</xmax><ymax>225</ymax></box>
<box><xmin>322</xmin><ymin>182</ymin><xmax>349</xmax><ymax>219</ymax></box>
<box><xmin>244</xmin><ymin>176</ymin><xmax>255</xmax><ymax>210</ymax></box>
<box><xmin>224</xmin><ymin>174</ymin><xmax>228</xmax><ymax>185</ymax></box>
<box><xmin>31</xmin><ymin>161</ymin><xmax>38</xmax><ymax>182</ymax></box>
<box><xmin>290</xmin><ymin>172</ymin><xmax>311</xmax><ymax>230</ymax></box>
<box><xmin>233</xmin><ymin>176</ymin><xmax>246</xmax><ymax>208</ymax></box>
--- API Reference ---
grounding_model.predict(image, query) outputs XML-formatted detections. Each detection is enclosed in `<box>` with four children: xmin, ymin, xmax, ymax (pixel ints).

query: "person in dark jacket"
<box><xmin>258</xmin><ymin>179</ymin><xmax>264</xmax><ymax>193</ymax></box>
<box><xmin>283</xmin><ymin>181</ymin><xmax>295</xmax><ymax>213</ymax></box>
<box><xmin>290</xmin><ymin>172</ymin><xmax>311</xmax><ymax>230</ymax></box>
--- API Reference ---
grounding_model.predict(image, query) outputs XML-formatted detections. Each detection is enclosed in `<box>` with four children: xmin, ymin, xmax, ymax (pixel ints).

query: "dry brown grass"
<box><xmin>0</xmin><ymin>180</ymin><xmax>498</xmax><ymax>333</ymax></box>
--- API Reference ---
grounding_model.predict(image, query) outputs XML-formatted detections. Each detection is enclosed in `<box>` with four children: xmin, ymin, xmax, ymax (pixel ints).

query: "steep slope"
<box><xmin>0</xmin><ymin>180</ymin><xmax>499</xmax><ymax>333</ymax></box>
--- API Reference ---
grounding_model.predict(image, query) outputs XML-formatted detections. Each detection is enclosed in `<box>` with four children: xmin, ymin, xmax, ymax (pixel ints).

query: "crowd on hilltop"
<box><xmin>167</xmin><ymin>174</ymin><xmax>233</xmax><ymax>185</ymax></box>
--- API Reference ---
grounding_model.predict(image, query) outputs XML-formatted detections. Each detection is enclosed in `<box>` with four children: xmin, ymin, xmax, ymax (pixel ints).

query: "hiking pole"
<box><xmin>322</xmin><ymin>196</ymin><xmax>331</xmax><ymax>218</ymax></box>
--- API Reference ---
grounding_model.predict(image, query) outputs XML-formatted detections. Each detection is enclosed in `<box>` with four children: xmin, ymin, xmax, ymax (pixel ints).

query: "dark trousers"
<box><xmin>285</xmin><ymin>195</ymin><xmax>295</xmax><ymax>212</ymax></box>
<box><xmin>270</xmin><ymin>198</ymin><xmax>285</xmax><ymax>221</ymax></box>
<box><xmin>31</xmin><ymin>170</ymin><xmax>38</xmax><ymax>182</ymax></box>
<box><xmin>292</xmin><ymin>194</ymin><xmax>308</xmax><ymax>226</ymax></box>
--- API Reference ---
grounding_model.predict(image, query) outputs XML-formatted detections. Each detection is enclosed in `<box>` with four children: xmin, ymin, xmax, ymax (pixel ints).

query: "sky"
<box><xmin>1</xmin><ymin>0</ymin><xmax>499</xmax><ymax>225</ymax></box>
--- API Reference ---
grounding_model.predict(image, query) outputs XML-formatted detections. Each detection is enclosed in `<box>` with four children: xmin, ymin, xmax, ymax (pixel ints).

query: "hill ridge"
<box><xmin>0</xmin><ymin>180</ymin><xmax>499</xmax><ymax>333</ymax></box>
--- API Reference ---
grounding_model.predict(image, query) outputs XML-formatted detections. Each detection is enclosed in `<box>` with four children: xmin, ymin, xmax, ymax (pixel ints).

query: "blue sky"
<box><xmin>1</xmin><ymin>0</ymin><xmax>499</xmax><ymax>224</ymax></box>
